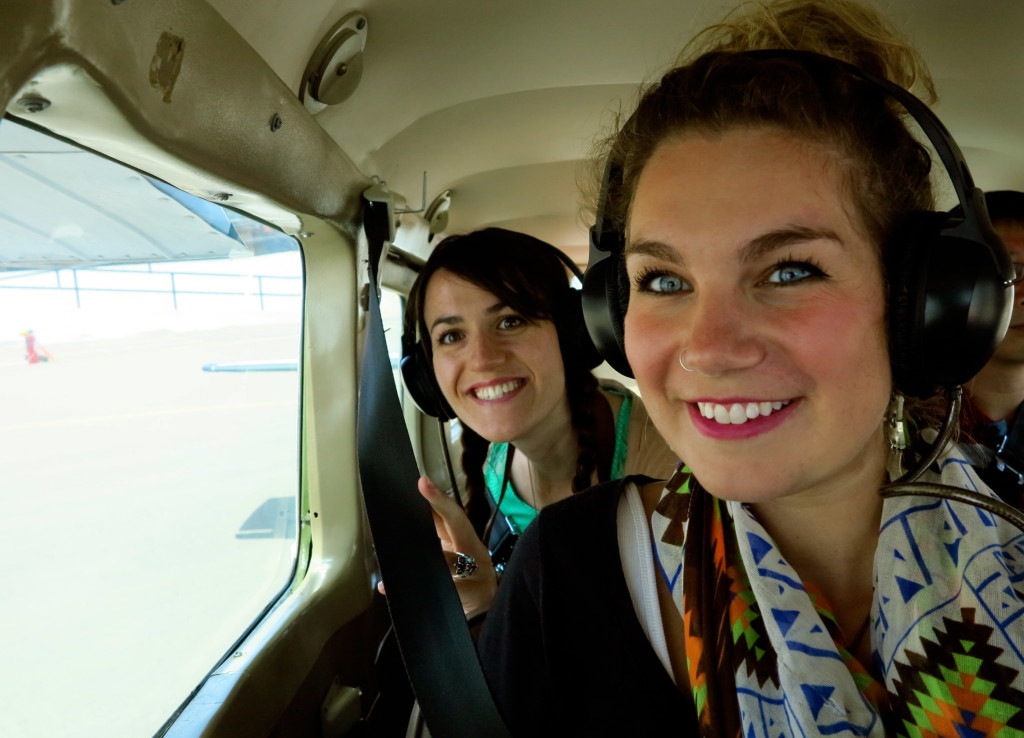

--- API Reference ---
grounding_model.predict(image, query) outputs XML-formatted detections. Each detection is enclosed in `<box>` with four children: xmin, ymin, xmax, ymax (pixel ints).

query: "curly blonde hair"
<box><xmin>681</xmin><ymin>0</ymin><xmax>935</xmax><ymax>102</ymax></box>
<box><xmin>593</xmin><ymin>0</ymin><xmax>937</xmax><ymax>249</ymax></box>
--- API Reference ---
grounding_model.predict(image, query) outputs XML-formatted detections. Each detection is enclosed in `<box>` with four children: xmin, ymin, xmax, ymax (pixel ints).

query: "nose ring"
<box><xmin>678</xmin><ymin>349</ymin><xmax>695</xmax><ymax>372</ymax></box>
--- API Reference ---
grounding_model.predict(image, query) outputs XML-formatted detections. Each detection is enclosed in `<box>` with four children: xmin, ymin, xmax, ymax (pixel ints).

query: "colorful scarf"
<box><xmin>651</xmin><ymin>451</ymin><xmax>1024</xmax><ymax>737</ymax></box>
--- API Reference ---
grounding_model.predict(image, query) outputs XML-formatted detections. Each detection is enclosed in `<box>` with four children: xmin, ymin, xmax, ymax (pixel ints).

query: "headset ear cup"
<box><xmin>560</xmin><ymin>289</ymin><xmax>604</xmax><ymax>371</ymax></box>
<box><xmin>400</xmin><ymin>333</ymin><xmax>455</xmax><ymax>420</ymax></box>
<box><xmin>581</xmin><ymin>254</ymin><xmax>633</xmax><ymax>377</ymax></box>
<box><xmin>888</xmin><ymin>211</ymin><xmax>1012</xmax><ymax>397</ymax></box>
<box><xmin>887</xmin><ymin>212</ymin><xmax>930</xmax><ymax>396</ymax></box>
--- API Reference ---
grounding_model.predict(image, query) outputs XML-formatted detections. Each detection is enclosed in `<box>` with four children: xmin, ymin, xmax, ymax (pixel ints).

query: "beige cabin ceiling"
<box><xmin>180</xmin><ymin>0</ymin><xmax>1024</xmax><ymax>261</ymax></box>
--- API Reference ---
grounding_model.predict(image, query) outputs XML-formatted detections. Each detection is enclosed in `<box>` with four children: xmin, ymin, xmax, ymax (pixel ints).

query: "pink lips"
<box><xmin>688</xmin><ymin>399</ymin><xmax>797</xmax><ymax>440</ymax></box>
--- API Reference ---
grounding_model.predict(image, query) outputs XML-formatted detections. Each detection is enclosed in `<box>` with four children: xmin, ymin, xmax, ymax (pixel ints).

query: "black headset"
<box><xmin>582</xmin><ymin>49</ymin><xmax>1014</xmax><ymax>399</ymax></box>
<box><xmin>401</xmin><ymin>235</ymin><xmax>602</xmax><ymax>420</ymax></box>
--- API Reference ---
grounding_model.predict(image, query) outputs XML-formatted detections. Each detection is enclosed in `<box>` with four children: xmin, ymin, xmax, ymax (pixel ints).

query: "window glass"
<box><xmin>0</xmin><ymin>118</ymin><xmax>303</xmax><ymax>738</ymax></box>
<box><xmin>381</xmin><ymin>289</ymin><xmax>404</xmax><ymax>400</ymax></box>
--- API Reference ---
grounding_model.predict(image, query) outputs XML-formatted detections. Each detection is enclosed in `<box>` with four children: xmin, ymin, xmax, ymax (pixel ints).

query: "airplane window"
<box><xmin>381</xmin><ymin>288</ymin><xmax>404</xmax><ymax>401</ymax></box>
<box><xmin>0</xmin><ymin>118</ymin><xmax>303</xmax><ymax>738</ymax></box>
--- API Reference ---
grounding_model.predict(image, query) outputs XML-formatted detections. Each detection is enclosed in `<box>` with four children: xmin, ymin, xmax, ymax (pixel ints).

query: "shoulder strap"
<box><xmin>609</xmin><ymin>392</ymin><xmax>632</xmax><ymax>479</ymax></box>
<box><xmin>357</xmin><ymin>192</ymin><xmax>510</xmax><ymax>737</ymax></box>
<box><xmin>593</xmin><ymin>389</ymin><xmax>616</xmax><ymax>483</ymax></box>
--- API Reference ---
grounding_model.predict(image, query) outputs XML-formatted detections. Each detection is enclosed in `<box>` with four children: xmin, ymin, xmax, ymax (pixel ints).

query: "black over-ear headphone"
<box><xmin>401</xmin><ymin>237</ymin><xmax>601</xmax><ymax>420</ymax></box>
<box><xmin>582</xmin><ymin>48</ymin><xmax>1014</xmax><ymax>398</ymax></box>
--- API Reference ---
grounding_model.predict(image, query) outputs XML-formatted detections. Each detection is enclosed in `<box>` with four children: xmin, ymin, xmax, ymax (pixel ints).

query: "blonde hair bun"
<box><xmin>683</xmin><ymin>0</ymin><xmax>935</xmax><ymax>103</ymax></box>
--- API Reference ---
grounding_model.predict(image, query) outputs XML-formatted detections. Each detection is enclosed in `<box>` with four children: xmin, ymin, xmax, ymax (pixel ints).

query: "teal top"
<box><xmin>483</xmin><ymin>386</ymin><xmax>632</xmax><ymax>535</ymax></box>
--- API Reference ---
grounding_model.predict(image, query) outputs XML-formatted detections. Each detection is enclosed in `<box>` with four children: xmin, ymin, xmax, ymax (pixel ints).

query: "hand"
<box><xmin>376</xmin><ymin>476</ymin><xmax>498</xmax><ymax>617</ymax></box>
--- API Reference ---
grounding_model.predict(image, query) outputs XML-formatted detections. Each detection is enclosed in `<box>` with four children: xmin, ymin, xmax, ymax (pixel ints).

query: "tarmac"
<box><xmin>0</xmin><ymin>323</ymin><xmax>301</xmax><ymax>738</ymax></box>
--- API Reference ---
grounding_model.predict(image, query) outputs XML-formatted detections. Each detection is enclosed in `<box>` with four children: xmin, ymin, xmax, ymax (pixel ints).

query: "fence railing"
<box><xmin>0</xmin><ymin>266</ymin><xmax>302</xmax><ymax>310</ymax></box>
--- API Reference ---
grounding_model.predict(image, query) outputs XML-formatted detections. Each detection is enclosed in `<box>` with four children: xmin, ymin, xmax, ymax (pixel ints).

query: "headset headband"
<box><xmin>583</xmin><ymin>48</ymin><xmax>1013</xmax><ymax>393</ymax></box>
<box><xmin>745</xmin><ymin>50</ymin><xmax>1004</xmax><ymax>267</ymax></box>
<box><xmin>591</xmin><ymin>49</ymin><xmax>1012</xmax><ymax>282</ymax></box>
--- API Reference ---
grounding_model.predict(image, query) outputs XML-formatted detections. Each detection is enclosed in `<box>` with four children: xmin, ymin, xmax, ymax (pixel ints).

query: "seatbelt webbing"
<box><xmin>356</xmin><ymin>195</ymin><xmax>511</xmax><ymax>737</ymax></box>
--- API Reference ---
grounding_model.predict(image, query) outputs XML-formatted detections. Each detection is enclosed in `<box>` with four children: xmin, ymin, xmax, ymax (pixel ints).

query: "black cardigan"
<box><xmin>476</xmin><ymin>477</ymin><xmax>697</xmax><ymax>736</ymax></box>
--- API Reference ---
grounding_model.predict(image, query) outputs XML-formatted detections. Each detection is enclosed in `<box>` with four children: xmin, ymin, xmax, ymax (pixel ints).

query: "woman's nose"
<box><xmin>467</xmin><ymin>332</ymin><xmax>505</xmax><ymax>367</ymax></box>
<box><xmin>682</xmin><ymin>292</ymin><xmax>765</xmax><ymax>375</ymax></box>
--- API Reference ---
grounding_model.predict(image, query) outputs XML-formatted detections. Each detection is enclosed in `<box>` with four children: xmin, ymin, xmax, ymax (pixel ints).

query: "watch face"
<box><xmin>488</xmin><ymin>525</ymin><xmax>520</xmax><ymax>569</ymax></box>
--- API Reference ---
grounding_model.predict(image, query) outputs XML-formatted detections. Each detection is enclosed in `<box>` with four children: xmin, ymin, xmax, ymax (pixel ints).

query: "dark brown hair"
<box><xmin>406</xmin><ymin>227</ymin><xmax>602</xmax><ymax>533</ymax></box>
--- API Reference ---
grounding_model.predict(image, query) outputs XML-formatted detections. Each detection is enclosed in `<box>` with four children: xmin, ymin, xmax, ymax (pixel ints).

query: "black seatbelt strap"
<box><xmin>356</xmin><ymin>188</ymin><xmax>511</xmax><ymax>738</ymax></box>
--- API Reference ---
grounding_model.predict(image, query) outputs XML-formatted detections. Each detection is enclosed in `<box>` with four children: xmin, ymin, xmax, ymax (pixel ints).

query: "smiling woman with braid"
<box><xmin>397</xmin><ymin>227</ymin><xmax>677</xmax><ymax>618</ymax></box>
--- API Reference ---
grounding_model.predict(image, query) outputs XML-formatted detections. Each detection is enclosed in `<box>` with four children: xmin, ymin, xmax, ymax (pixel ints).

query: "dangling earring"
<box><xmin>885</xmin><ymin>393</ymin><xmax>908</xmax><ymax>479</ymax></box>
<box><xmin>678</xmin><ymin>349</ymin><xmax>695</xmax><ymax>372</ymax></box>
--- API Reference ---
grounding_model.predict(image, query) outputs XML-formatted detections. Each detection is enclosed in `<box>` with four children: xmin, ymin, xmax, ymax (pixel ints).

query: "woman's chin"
<box><xmin>686</xmin><ymin>467</ymin><xmax>789</xmax><ymax>505</ymax></box>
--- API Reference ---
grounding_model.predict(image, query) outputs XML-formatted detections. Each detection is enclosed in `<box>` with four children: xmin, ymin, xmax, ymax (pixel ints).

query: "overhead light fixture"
<box><xmin>300</xmin><ymin>12</ymin><xmax>368</xmax><ymax>114</ymax></box>
<box><xmin>424</xmin><ymin>190</ymin><xmax>452</xmax><ymax>242</ymax></box>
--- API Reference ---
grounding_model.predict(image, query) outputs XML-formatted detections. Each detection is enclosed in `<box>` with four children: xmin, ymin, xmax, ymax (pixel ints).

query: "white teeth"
<box><xmin>696</xmin><ymin>399</ymin><xmax>791</xmax><ymax>425</ymax></box>
<box><xmin>475</xmin><ymin>380</ymin><xmax>522</xmax><ymax>400</ymax></box>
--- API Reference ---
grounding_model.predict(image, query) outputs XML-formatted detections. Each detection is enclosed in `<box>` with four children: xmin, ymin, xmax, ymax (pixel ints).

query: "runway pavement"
<box><xmin>0</xmin><ymin>323</ymin><xmax>301</xmax><ymax>738</ymax></box>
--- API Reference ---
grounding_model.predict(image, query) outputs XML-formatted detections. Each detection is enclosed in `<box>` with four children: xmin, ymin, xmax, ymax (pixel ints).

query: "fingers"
<box><xmin>443</xmin><ymin>550</ymin><xmax>479</xmax><ymax>579</ymax></box>
<box><xmin>380</xmin><ymin>545</ymin><xmax>497</xmax><ymax>615</ymax></box>
<box><xmin>417</xmin><ymin>476</ymin><xmax>489</xmax><ymax>560</ymax></box>
<box><xmin>417</xmin><ymin>475</ymin><xmax>454</xmax><ymax>508</ymax></box>
<box><xmin>440</xmin><ymin>549</ymin><xmax>498</xmax><ymax>616</ymax></box>
<box><xmin>417</xmin><ymin>476</ymin><xmax>499</xmax><ymax>615</ymax></box>
<box><xmin>418</xmin><ymin>476</ymin><xmax>455</xmax><ymax>548</ymax></box>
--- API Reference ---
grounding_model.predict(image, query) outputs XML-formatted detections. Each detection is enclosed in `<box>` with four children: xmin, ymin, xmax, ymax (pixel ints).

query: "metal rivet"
<box><xmin>270</xmin><ymin>113</ymin><xmax>283</xmax><ymax>132</ymax></box>
<box><xmin>16</xmin><ymin>96</ymin><xmax>51</xmax><ymax>113</ymax></box>
<box><xmin>356</xmin><ymin>17</ymin><xmax>366</xmax><ymax>30</ymax></box>
<box><xmin>335</xmin><ymin>62</ymin><xmax>348</xmax><ymax>77</ymax></box>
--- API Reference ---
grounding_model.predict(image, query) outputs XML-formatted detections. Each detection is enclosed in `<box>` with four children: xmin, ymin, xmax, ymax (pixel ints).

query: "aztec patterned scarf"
<box><xmin>651</xmin><ymin>451</ymin><xmax>1024</xmax><ymax>737</ymax></box>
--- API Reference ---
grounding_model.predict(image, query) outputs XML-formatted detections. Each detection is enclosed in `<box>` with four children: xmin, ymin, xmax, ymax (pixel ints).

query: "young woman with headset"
<box><xmin>475</xmin><ymin>1</ymin><xmax>1024</xmax><ymax>735</ymax></box>
<box><xmin>399</xmin><ymin>227</ymin><xmax>677</xmax><ymax>617</ymax></box>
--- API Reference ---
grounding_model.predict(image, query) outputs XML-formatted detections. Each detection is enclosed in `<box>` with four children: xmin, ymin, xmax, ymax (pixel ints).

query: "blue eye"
<box><xmin>635</xmin><ymin>269</ymin><xmax>687</xmax><ymax>294</ymax></box>
<box><xmin>651</xmin><ymin>274</ymin><xmax>684</xmax><ymax>292</ymax></box>
<box><xmin>765</xmin><ymin>261</ymin><xmax>825</xmax><ymax>285</ymax></box>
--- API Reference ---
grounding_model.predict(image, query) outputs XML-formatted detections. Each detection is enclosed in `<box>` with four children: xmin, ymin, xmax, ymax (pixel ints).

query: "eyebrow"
<box><xmin>625</xmin><ymin>224</ymin><xmax>844</xmax><ymax>263</ymax></box>
<box><xmin>428</xmin><ymin>300</ymin><xmax>507</xmax><ymax>333</ymax></box>
<box><xmin>741</xmin><ymin>225</ymin><xmax>844</xmax><ymax>261</ymax></box>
